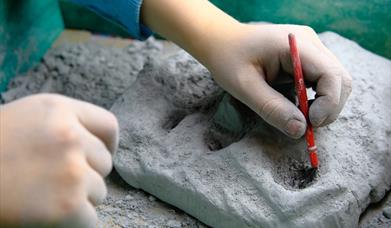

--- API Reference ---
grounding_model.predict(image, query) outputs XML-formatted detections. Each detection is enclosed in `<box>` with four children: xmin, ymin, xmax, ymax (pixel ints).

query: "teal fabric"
<box><xmin>0</xmin><ymin>0</ymin><xmax>64</xmax><ymax>93</ymax></box>
<box><xmin>71</xmin><ymin>0</ymin><xmax>152</xmax><ymax>40</ymax></box>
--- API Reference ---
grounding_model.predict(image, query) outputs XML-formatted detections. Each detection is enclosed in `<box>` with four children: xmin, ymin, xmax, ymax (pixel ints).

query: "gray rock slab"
<box><xmin>111</xmin><ymin>32</ymin><xmax>391</xmax><ymax>228</ymax></box>
<box><xmin>1</xmin><ymin>38</ymin><xmax>162</xmax><ymax>108</ymax></box>
<box><xmin>97</xmin><ymin>171</ymin><xmax>207</xmax><ymax>228</ymax></box>
<box><xmin>1</xmin><ymin>37</ymin><xmax>207</xmax><ymax>227</ymax></box>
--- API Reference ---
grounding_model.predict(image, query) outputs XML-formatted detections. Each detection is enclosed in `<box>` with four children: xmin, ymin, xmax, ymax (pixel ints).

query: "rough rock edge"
<box><xmin>111</xmin><ymin>32</ymin><xmax>391</xmax><ymax>228</ymax></box>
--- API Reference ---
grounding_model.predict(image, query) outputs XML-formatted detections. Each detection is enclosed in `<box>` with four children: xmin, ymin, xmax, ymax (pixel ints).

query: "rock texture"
<box><xmin>97</xmin><ymin>171</ymin><xmax>207</xmax><ymax>228</ymax></box>
<box><xmin>1</xmin><ymin>38</ymin><xmax>162</xmax><ymax>108</ymax></box>
<box><xmin>359</xmin><ymin>194</ymin><xmax>391</xmax><ymax>228</ymax></box>
<box><xmin>111</xmin><ymin>32</ymin><xmax>391</xmax><ymax>228</ymax></box>
<box><xmin>1</xmin><ymin>38</ymin><xmax>207</xmax><ymax>227</ymax></box>
<box><xmin>2</xmin><ymin>32</ymin><xmax>390</xmax><ymax>227</ymax></box>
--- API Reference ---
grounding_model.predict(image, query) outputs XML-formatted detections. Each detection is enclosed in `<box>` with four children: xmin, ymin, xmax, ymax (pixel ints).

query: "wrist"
<box><xmin>141</xmin><ymin>0</ymin><xmax>242</xmax><ymax>69</ymax></box>
<box><xmin>191</xmin><ymin>19</ymin><xmax>244</xmax><ymax>70</ymax></box>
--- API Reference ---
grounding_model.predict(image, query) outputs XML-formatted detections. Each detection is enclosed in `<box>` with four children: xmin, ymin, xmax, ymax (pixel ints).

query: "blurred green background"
<box><xmin>61</xmin><ymin>0</ymin><xmax>391</xmax><ymax>58</ymax></box>
<box><xmin>0</xmin><ymin>0</ymin><xmax>64</xmax><ymax>92</ymax></box>
<box><xmin>1</xmin><ymin>0</ymin><xmax>390</xmax><ymax>92</ymax></box>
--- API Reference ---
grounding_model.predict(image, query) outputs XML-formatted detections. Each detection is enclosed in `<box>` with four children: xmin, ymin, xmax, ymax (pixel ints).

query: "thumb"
<box><xmin>233</xmin><ymin>68</ymin><xmax>306</xmax><ymax>139</ymax></box>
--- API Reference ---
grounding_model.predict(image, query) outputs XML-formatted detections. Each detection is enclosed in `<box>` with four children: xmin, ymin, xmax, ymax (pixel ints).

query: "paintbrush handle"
<box><xmin>288</xmin><ymin>33</ymin><xmax>319</xmax><ymax>168</ymax></box>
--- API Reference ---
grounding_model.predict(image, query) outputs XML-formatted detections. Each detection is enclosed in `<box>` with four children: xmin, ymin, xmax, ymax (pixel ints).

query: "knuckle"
<box><xmin>36</xmin><ymin>93</ymin><xmax>65</xmax><ymax>109</ymax></box>
<box><xmin>327</xmin><ymin>66</ymin><xmax>345</xmax><ymax>79</ymax></box>
<box><xmin>300</xmin><ymin>25</ymin><xmax>316</xmax><ymax>34</ymax></box>
<box><xmin>37</xmin><ymin>94</ymin><xmax>80</xmax><ymax>147</ymax></box>
<box><xmin>256</xmin><ymin>97</ymin><xmax>281</xmax><ymax>122</ymax></box>
<box><xmin>57</xmin><ymin>195</ymin><xmax>83</xmax><ymax>218</ymax></box>
<box><xmin>50</xmin><ymin>123</ymin><xmax>80</xmax><ymax>146</ymax></box>
<box><xmin>53</xmin><ymin>156</ymin><xmax>86</xmax><ymax>218</ymax></box>
<box><xmin>62</xmin><ymin>154</ymin><xmax>85</xmax><ymax>186</ymax></box>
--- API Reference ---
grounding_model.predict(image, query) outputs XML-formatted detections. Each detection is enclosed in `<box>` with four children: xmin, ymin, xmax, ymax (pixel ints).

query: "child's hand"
<box><xmin>0</xmin><ymin>94</ymin><xmax>118</xmax><ymax>226</ymax></box>
<box><xmin>205</xmin><ymin>24</ymin><xmax>352</xmax><ymax>138</ymax></box>
<box><xmin>142</xmin><ymin>0</ymin><xmax>352</xmax><ymax>138</ymax></box>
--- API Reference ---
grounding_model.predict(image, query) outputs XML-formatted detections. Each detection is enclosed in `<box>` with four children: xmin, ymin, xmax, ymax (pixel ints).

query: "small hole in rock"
<box><xmin>162</xmin><ymin>111</ymin><xmax>187</xmax><ymax>131</ymax></box>
<box><xmin>206</xmin><ymin>137</ymin><xmax>223</xmax><ymax>151</ymax></box>
<box><xmin>274</xmin><ymin>157</ymin><xmax>318</xmax><ymax>189</ymax></box>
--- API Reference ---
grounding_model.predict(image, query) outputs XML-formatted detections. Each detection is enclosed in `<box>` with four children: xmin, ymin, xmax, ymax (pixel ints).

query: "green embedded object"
<box><xmin>0</xmin><ymin>0</ymin><xmax>64</xmax><ymax>92</ymax></box>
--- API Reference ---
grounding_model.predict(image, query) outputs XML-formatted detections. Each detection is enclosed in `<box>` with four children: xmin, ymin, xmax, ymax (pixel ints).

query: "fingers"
<box><xmin>284</xmin><ymin>39</ymin><xmax>351</xmax><ymax>127</ymax></box>
<box><xmin>78</xmin><ymin>202</ymin><xmax>98</xmax><ymax>228</ymax></box>
<box><xmin>310</xmin><ymin>69</ymin><xmax>351</xmax><ymax>126</ymax></box>
<box><xmin>61</xmin><ymin>131</ymin><xmax>107</xmax><ymax>227</ymax></box>
<box><xmin>64</xmin><ymin>201</ymin><xmax>98</xmax><ymax>228</ymax></box>
<box><xmin>57</xmin><ymin>161</ymin><xmax>100</xmax><ymax>227</ymax></box>
<box><xmin>85</xmin><ymin>167</ymin><xmax>107</xmax><ymax>206</ymax></box>
<box><xmin>235</xmin><ymin>67</ymin><xmax>307</xmax><ymax>139</ymax></box>
<box><xmin>69</xmin><ymin>98</ymin><xmax>119</xmax><ymax>154</ymax></box>
<box><xmin>75</xmin><ymin>123</ymin><xmax>113</xmax><ymax>177</ymax></box>
<box><xmin>301</xmin><ymin>45</ymin><xmax>351</xmax><ymax>126</ymax></box>
<box><xmin>43</xmin><ymin>95</ymin><xmax>115</xmax><ymax>176</ymax></box>
<box><xmin>69</xmin><ymin>99</ymin><xmax>112</xmax><ymax>206</ymax></box>
<box><xmin>307</xmin><ymin>68</ymin><xmax>341</xmax><ymax>126</ymax></box>
<box><xmin>60</xmin><ymin>161</ymin><xmax>104</xmax><ymax>227</ymax></box>
<box><xmin>60</xmin><ymin>97</ymin><xmax>113</xmax><ymax>203</ymax></box>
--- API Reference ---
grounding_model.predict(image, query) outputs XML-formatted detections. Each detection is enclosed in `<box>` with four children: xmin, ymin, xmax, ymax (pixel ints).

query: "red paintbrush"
<box><xmin>288</xmin><ymin>33</ymin><xmax>319</xmax><ymax>169</ymax></box>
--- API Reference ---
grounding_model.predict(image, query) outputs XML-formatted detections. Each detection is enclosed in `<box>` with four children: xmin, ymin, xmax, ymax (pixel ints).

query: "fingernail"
<box><xmin>285</xmin><ymin>119</ymin><xmax>306</xmax><ymax>139</ymax></box>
